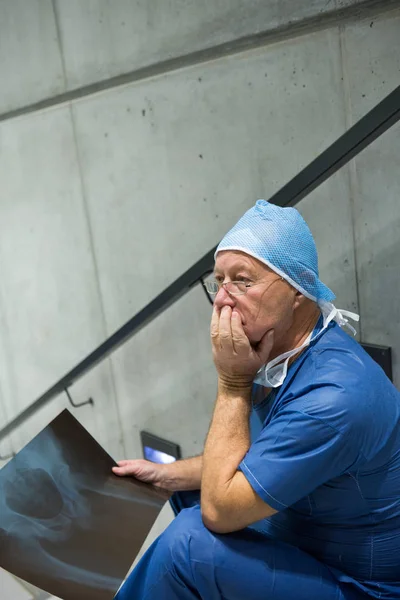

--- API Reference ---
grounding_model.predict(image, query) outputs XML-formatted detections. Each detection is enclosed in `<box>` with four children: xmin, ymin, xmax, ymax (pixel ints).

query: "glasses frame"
<box><xmin>203</xmin><ymin>280</ymin><xmax>256</xmax><ymax>297</ymax></box>
<box><xmin>203</xmin><ymin>277</ymin><xmax>284</xmax><ymax>298</ymax></box>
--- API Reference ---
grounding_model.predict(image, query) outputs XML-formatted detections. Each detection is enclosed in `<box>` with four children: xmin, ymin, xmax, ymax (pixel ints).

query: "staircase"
<box><xmin>0</xmin><ymin>568</ymin><xmax>59</xmax><ymax>600</ymax></box>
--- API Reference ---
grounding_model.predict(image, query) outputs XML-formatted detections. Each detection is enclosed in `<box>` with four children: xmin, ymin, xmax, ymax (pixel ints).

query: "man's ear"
<box><xmin>293</xmin><ymin>291</ymin><xmax>306</xmax><ymax>310</ymax></box>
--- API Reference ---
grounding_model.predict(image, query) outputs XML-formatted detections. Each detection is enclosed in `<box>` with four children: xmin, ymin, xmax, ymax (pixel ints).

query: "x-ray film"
<box><xmin>0</xmin><ymin>409</ymin><xmax>167</xmax><ymax>600</ymax></box>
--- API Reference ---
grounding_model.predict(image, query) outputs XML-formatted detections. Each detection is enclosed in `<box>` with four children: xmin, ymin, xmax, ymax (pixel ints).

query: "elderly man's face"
<box><xmin>213</xmin><ymin>251</ymin><xmax>299</xmax><ymax>346</ymax></box>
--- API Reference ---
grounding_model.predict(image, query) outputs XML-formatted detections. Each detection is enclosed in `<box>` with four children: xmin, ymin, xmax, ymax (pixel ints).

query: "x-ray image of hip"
<box><xmin>0</xmin><ymin>410</ymin><xmax>166</xmax><ymax>600</ymax></box>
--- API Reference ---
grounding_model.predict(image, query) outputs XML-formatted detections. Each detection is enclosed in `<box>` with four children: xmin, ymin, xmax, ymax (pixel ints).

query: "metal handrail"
<box><xmin>0</xmin><ymin>84</ymin><xmax>399</xmax><ymax>443</ymax></box>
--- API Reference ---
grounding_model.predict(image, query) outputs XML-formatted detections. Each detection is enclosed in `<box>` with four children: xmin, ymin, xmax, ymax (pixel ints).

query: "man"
<box><xmin>114</xmin><ymin>200</ymin><xmax>400</xmax><ymax>599</ymax></box>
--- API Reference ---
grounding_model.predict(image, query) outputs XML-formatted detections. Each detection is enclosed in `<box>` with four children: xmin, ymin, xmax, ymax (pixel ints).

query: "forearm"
<box><xmin>162</xmin><ymin>455</ymin><xmax>203</xmax><ymax>491</ymax></box>
<box><xmin>201</xmin><ymin>383</ymin><xmax>252</xmax><ymax>517</ymax></box>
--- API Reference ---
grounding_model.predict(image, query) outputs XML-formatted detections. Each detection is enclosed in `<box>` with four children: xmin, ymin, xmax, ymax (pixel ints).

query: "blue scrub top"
<box><xmin>241</xmin><ymin>318</ymin><xmax>400</xmax><ymax>599</ymax></box>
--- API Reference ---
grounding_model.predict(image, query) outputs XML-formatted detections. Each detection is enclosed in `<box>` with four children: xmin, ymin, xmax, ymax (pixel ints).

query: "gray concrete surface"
<box><xmin>0</xmin><ymin>0</ymin><xmax>64</xmax><ymax>114</ymax></box>
<box><xmin>54</xmin><ymin>0</ymin><xmax>375</xmax><ymax>90</ymax></box>
<box><xmin>0</xmin><ymin>569</ymin><xmax>34</xmax><ymax>599</ymax></box>
<box><xmin>0</xmin><ymin>2</ymin><xmax>399</xmax><ymax>597</ymax></box>
<box><xmin>343</xmin><ymin>9</ymin><xmax>400</xmax><ymax>383</ymax></box>
<box><xmin>1</xmin><ymin>0</ymin><xmax>398</xmax><ymax>118</ymax></box>
<box><xmin>0</xmin><ymin>107</ymin><xmax>124</xmax><ymax>457</ymax></box>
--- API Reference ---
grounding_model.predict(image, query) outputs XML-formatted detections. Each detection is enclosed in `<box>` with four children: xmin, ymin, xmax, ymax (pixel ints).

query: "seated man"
<box><xmin>114</xmin><ymin>200</ymin><xmax>400</xmax><ymax>599</ymax></box>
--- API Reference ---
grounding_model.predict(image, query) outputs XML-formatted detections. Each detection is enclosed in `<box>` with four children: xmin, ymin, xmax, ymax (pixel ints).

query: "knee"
<box><xmin>157</xmin><ymin>505</ymin><xmax>213</xmax><ymax>564</ymax></box>
<box><xmin>164</xmin><ymin>504</ymin><xmax>207</xmax><ymax>543</ymax></box>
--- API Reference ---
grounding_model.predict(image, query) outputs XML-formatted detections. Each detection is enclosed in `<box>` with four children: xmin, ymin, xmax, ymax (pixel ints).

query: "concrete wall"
<box><xmin>0</xmin><ymin>0</ymin><xmax>399</xmax><ymax>587</ymax></box>
<box><xmin>0</xmin><ymin>569</ymin><xmax>34</xmax><ymax>599</ymax></box>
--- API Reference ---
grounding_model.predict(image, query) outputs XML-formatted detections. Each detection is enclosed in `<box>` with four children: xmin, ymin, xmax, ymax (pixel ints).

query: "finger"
<box><xmin>219</xmin><ymin>306</ymin><xmax>234</xmax><ymax>351</ymax></box>
<box><xmin>210</xmin><ymin>305</ymin><xmax>220</xmax><ymax>346</ymax></box>
<box><xmin>257</xmin><ymin>329</ymin><xmax>275</xmax><ymax>363</ymax></box>
<box><xmin>115</xmin><ymin>460</ymin><xmax>130</xmax><ymax>467</ymax></box>
<box><xmin>230</xmin><ymin>310</ymin><xmax>250</xmax><ymax>354</ymax></box>
<box><xmin>112</xmin><ymin>466</ymin><xmax>128</xmax><ymax>476</ymax></box>
<box><xmin>112</xmin><ymin>463</ymin><xmax>138</xmax><ymax>476</ymax></box>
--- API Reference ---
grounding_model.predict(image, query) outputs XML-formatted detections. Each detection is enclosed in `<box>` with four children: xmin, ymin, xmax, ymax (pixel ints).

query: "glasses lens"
<box><xmin>205</xmin><ymin>280</ymin><xmax>219</xmax><ymax>295</ymax></box>
<box><xmin>226</xmin><ymin>281</ymin><xmax>247</xmax><ymax>295</ymax></box>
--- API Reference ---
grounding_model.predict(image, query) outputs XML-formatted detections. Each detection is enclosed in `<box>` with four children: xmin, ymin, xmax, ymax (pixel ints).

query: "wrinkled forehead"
<box><xmin>214</xmin><ymin>250</ymin><xmax>274</xmax><ymax>277</ymax></box>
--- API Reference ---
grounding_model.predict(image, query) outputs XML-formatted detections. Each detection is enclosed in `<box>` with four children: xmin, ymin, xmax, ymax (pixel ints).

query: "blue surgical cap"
<box><xmin>215</xmin><ymin>200</ymin><xmax>335</xmax><ymax>304</ymax></box>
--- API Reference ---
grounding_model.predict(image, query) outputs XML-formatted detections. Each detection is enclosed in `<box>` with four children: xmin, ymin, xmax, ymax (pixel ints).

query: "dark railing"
<box><xmin>0</xmin><ymin>84</ymin><xmax>399</xmax><ymax>443</ymax></box>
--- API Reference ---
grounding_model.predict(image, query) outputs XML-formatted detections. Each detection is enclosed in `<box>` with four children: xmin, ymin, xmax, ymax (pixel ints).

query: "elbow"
<box><xmin>201</xmin><ymin>503</ymin><xmax>233</xmax><ymax>534</ymax></box>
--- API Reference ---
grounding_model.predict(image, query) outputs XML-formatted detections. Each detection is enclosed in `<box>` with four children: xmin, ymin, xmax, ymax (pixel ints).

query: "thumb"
<box><xmin>114</xmin><ymin>460</ymin><xmax>130</xmax><ymax>467</ymax></box>
<box><xmin>112</xmin><ymin>465</ymin><xmax>128</xmax><ymax>475</ymax></box>
<box><xmin>257</xmin><ymin>329</ymin><xmax>274</xmax><ymax>363</ymax></box>
<box><xmin>112</xmin><ymin>462</ymin><xmax>139</xmax><ymax>476</ymax></box>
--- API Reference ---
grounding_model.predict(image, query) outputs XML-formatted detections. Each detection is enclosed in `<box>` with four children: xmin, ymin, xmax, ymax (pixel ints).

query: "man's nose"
<box><xmin>213</xmin><ymin>286</ymin><xmax>236</xmax><ymax>309</ymax></box>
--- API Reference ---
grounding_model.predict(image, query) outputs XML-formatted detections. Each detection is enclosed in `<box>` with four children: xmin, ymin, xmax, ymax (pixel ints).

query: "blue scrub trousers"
<box><xmin>116</xmin><ymin>491</ymin><xmax>367</xmax><ymax>600</ymax></box>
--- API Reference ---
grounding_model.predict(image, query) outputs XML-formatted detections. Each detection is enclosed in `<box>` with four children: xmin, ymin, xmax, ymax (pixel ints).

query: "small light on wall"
<box><xmin>140</xmin><ymin>431</ymin><xmax>181</xmax><ymax>464</ymax></box>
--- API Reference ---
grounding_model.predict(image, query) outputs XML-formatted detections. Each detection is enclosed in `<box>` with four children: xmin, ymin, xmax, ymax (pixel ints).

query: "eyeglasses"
<box><xmin>203</xmin><ymin>276</ymin><xmax>285</xmax><ymax>298</ymax></box>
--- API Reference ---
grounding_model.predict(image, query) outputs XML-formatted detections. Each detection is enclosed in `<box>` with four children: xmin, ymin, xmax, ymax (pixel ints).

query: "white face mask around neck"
<box><xmin>253</xmin><ymin>302</ymin><xmax>360</xmax><ymax>389</ymax></box>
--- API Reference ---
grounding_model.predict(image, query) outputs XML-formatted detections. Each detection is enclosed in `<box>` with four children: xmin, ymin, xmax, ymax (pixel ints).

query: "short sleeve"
<box><xmin>239</xmin><ymin>403</ymin><xmax>363</xmax><ymax>511</ymax></box>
